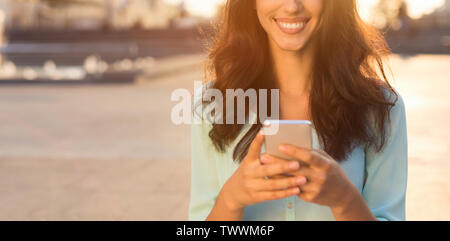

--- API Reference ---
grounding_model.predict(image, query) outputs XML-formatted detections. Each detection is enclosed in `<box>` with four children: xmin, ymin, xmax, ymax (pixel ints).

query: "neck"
<box><xmin>269</xmin><ymin>41</ymin><xmax>314</xmax><ymax>97</ymax></box>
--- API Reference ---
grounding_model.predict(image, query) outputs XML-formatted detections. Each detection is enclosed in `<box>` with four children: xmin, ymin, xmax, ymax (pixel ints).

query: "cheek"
<box><xmin>304</xmin><ymin>0</ymin><xmax>324</xmax><ymax>18</ymax></box>
<box><xmin>304</xmin><ymin>0</ymin><xmax>324</xmax><ymax>33</ymax></box>
<box><xmin>255</xmin><ymin>0</ymin><xmax>280</xmax><ymax>26</ymax></box>
<box><xmin>302</xmin><ymin>0</ymin><xmax>324</xmax><ymax>17</ymax></box>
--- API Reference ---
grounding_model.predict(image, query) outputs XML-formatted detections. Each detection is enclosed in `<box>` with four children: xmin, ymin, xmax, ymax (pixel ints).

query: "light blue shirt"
<box><xmin>189</xmin><ymin>87</ymin><xmax>408</xmax><ymax>221</ymax></box>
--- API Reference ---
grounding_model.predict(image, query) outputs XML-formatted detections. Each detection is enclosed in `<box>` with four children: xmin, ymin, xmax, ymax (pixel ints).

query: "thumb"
<box><xmin>245</xmin><ymin>130</ymin><xmax>265</xmax><ymax>163</ymax></box>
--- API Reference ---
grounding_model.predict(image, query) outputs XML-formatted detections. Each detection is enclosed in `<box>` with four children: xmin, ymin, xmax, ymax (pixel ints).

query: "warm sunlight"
<box><xmin>165</xmin><ymin>0</ymin><xmax>223</xmax><ymax>18</ymax></box>
<box><xmin>358</xmin><ymin>0</ymin><xmax>446</xmax><ymax>19</ymax></box>
<box><xmin>166</xmin><ymin>0</ymin><xmax>446</xmax><ymax>20</ymax></box>
<box><xmin>406</xmin><ymin>0</ymin><xmax>446</xmax><ymax>18</ymax></box>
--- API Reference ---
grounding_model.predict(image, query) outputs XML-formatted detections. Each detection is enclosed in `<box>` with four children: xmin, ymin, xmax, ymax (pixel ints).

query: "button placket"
<box><xmin>285</xmin><ymin>196</ymin><xmax>296</xmax><ymax>221</ymax></box>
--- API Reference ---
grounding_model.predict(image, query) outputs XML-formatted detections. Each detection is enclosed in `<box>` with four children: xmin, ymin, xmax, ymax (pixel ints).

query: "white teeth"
<box><xmin>278</xmin><ymin>21</ymin><xmax>305</xmax><ymax>30</ymax></box>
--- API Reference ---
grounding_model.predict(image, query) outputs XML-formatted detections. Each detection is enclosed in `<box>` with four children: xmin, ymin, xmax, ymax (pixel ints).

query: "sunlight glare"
<box><xmin>165</xmin><ymin>0</ymin><xmax>224</xmax><ymax>17</ymax></box>
<box><xmin>166</xmin><ymin>0</ymin><xmax>446</xmax><ymax>20</ymax></box>
<box><xmin>406</xmin><ymin>0</ymin><xmax>446</xmax><ymax>19</ymax></box>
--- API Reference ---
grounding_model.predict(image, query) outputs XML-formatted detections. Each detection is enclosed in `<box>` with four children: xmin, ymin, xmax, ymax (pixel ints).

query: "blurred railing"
<box><xmin>0</xmin><ymin>27</ymin><xmax>209</xmax><ymax>84</ymax></box>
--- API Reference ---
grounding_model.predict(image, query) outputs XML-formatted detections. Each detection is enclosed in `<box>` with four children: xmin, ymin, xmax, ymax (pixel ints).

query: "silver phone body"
<box><xmin>262</xmin><ymin>120</ymin><xmax>313</xmax><ymax>161</ymax></box>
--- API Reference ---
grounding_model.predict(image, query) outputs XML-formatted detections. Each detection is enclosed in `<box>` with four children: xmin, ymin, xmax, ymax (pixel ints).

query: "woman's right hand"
<box><xmin>219</xmin><ymin>131</ymin><xmax>307</xmax><ymax>212</ymax></box>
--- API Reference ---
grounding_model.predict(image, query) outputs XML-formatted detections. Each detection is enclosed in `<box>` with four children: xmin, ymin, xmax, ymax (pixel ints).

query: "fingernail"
<box><xmin>289</xmin><ymin>161</ymin><xmax>299</xmax><ymax>170</ymax></box>
<box><xmin>261</xmin><ymin>155</ymin><xmax>269</xmax><ymax>162</ymax></box>
<box><xmin>279</xmin><ymin>145</ymin><xmax>288</xmax><ymax>152</ymax></box>
<box><xmin>292</xmin><ymin>188</ymin><xmax>300</xmax><ymax>194</ymax></box>
<box><xmin>296</xmin><ymin>177</ymin><xmax>306</xmax><ymax>185</ymax></box>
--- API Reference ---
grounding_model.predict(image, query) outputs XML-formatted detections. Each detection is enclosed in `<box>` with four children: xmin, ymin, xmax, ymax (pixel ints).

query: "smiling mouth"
<box><xmin>274</xmin><ymin>17</ymin><xmax>310</xmax><ymax>34</ymax></box>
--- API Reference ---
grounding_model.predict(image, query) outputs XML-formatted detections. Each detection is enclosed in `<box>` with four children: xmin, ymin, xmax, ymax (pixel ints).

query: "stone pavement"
<box><xmin>0</xmin><ymin>54</ymin><xmax>448</xmax><ymax>220</ymax></box>
<box><xmin>389</xmin><ymin>54</ymin><xmax>450</xmax><ymax>220</ymax></box>
<box><xmin>0</xmin><ymin>66</ymin><xmax>201</xmax><ymax>220</ymax></box>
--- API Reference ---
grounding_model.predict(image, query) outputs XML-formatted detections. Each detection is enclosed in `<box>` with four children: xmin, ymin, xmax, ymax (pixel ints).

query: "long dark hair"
<box><xmin>201</xmin><ymin>0</ymin><xmax>397</xmax><ymax>162</ymax></box>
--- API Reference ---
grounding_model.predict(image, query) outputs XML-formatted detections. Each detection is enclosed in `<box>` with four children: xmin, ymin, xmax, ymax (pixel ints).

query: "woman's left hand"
<box><xmin>261</xmin><ymin>144</ymin><xmax>359</xmax><ymax>210</ymax></box>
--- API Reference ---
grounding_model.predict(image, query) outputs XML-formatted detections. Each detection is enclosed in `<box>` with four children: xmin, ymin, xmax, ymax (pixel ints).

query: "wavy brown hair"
<box><xmin>200</xmin><ymin>0</ymin><xmax>398</xmax><ymax>162</ymax></box>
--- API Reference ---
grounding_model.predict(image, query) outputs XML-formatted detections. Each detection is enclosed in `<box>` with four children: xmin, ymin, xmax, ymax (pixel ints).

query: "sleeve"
<box><xmin>362</xmin><ymin>93</ymin><xmax>408</xmax><ymax>221</ymax></box>
<box><xmin>188</xmin><ymin>87</ymin><xmax>222</xmax><ymax>221</ymax></box>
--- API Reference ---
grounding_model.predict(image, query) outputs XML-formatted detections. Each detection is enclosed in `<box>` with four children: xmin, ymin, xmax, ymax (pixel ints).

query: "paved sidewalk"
<box><xmin>0</xmin><ymin>59</ymin><xmax>201</xmax><ymax>220</ymax></box>
<box><xmin>139</xmin><ymin>54</ymin><xmax>206</xmax><ymax>80</ymax></box>
<box><xmin>389</xmin><ymin>54</ymin><xmax>450</xmax><ymax>220</ymax></box>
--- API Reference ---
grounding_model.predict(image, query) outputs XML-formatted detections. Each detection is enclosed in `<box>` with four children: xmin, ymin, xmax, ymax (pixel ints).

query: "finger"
<box><xmin>260</xmin><ymin>155</ymin><xmax>315</xmax><ymax>179</ymax></box>
<box><xmin>260</xmin><ymin>154</ymin><xmax>318</xmax><ymax>179</ymax></box>
<box><xmin>258</xmin><ymin>187</ymin><xmax>301</xmax><ymax>201</ymax></box>
<box><xmin>315</xmin><ymin>149</ymin><xmax>334</xmax><ymax>160</ymax></box>
<box><xmin>267</xmin><ymin>173</ymin><xmax>290</xmax><ymax>180</ymax></box>
<box><xmin>261</xmin><ymin>155</ymin><xmax>308</xmax><ymax>176</ymax></box>
<box><xmin>279</xmin><ymin>145</ymin><xmax>327</xmax><ymax>168</ymax></box>
<box><xmin>260</xmin><ymin>154</ymin><xmax>293</xmax><ymax>165</ymax></box>
<box><xmin>298</xmin><ymin>183</ymin><xmax>320</xmax><ymax>193</ymax></box>
<box><xmin>297</xmin><ymin>184</ymin><xmax>321</xmax><ymax>202</ymax></box>
<box><xmin>257</xmin><ymin>176</ymin><xmax>307</xmax><ymax>191</ymax></box>
<box><xmin>254</xmin><ymin>161</ymin><xmax>300</xmax><ymax>178</ymax></box>
<box><xmin>246</xmin><ymin>130</ymin><xmax>265</xmax><ymax>162</ymax></box>
<box><xmin>285</xmin><ymin>168</ymin><xmax>316</xmax><ymax>181</ymax></box>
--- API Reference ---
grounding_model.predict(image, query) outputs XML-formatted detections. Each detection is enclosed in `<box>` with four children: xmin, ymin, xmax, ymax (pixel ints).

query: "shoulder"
<box><xmin>365</xmin><ymin>87</ymin><xmax>407</xmax><ymax>147</ymax></box>
<box><xmin>377</xmin><ymin>87</ymin><xmax>407</xmax><ymax>145</ymax></box>
<box><xmin>383</xmin><ymin>87</ymin><xmax>406</xmax><ymax>121</ymax></box>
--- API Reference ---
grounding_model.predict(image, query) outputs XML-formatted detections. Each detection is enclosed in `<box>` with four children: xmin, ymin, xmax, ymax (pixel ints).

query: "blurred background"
<box><xmin>0</xmin><ymin>0</ymin><xmax>448</xmax><ymax>220</ymax></box>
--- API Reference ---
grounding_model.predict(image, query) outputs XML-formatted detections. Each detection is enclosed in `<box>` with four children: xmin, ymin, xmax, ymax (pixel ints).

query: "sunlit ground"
<box><xmin>389</xmin><ymin>54</ymin><xmax>450</xmax><ymax>220</ymax></box>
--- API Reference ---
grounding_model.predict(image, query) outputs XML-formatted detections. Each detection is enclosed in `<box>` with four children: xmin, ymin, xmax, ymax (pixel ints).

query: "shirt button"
<box><xmin>288</xmin><ymin>202</ymin><xmax>293</xmax><ymax>209</ymax></box>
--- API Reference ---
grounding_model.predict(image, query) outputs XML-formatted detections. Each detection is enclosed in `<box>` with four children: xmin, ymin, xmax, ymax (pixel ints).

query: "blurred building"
<box><xmin>0</xmin><ymin>5</ymin><xmax>4</xmax><ymax>44</ymax></box>
<box><xmin>397</xmin><ymin>0</ymin><xmax>450</xmax><ymax>29</ymax></box>
<box><xmin>106</xmin><ymin>0</ymin><xmax>178</xmax><ymax>30</ymax></box>
<box><xmin>424</xmin><ymin>0</ymin><xmax>450</xmax><ymax>28</ymax></box>
<box><xmin>0</xmin><ymin>0</ymin><xmax>179</xmax><ymax>31</ymax></box>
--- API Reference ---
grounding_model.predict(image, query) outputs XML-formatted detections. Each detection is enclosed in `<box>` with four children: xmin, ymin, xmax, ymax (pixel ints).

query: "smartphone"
<box><xmin>262</xmin><ymin>120</ymin><xmax>313</xmax><ymax>162</ymax></box>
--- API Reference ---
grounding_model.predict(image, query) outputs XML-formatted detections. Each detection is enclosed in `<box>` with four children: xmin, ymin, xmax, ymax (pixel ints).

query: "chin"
<box><xmin>275</xmin><ymin>39</ymin><xmax>308</xmax><ymax>52</ymax></box>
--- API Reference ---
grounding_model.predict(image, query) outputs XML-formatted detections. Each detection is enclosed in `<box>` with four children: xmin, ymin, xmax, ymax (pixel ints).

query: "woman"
<box><xmin>189</xmin><ymin>0</ymin><xmax>408</xmax><ymax>221</ymax></box>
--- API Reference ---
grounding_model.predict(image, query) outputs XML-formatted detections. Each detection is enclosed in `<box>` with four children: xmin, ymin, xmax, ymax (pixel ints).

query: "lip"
<box><xmin>273</xmin><ymin>17</ymin><xmax>310</xmax><ymax>34</ymax></box>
